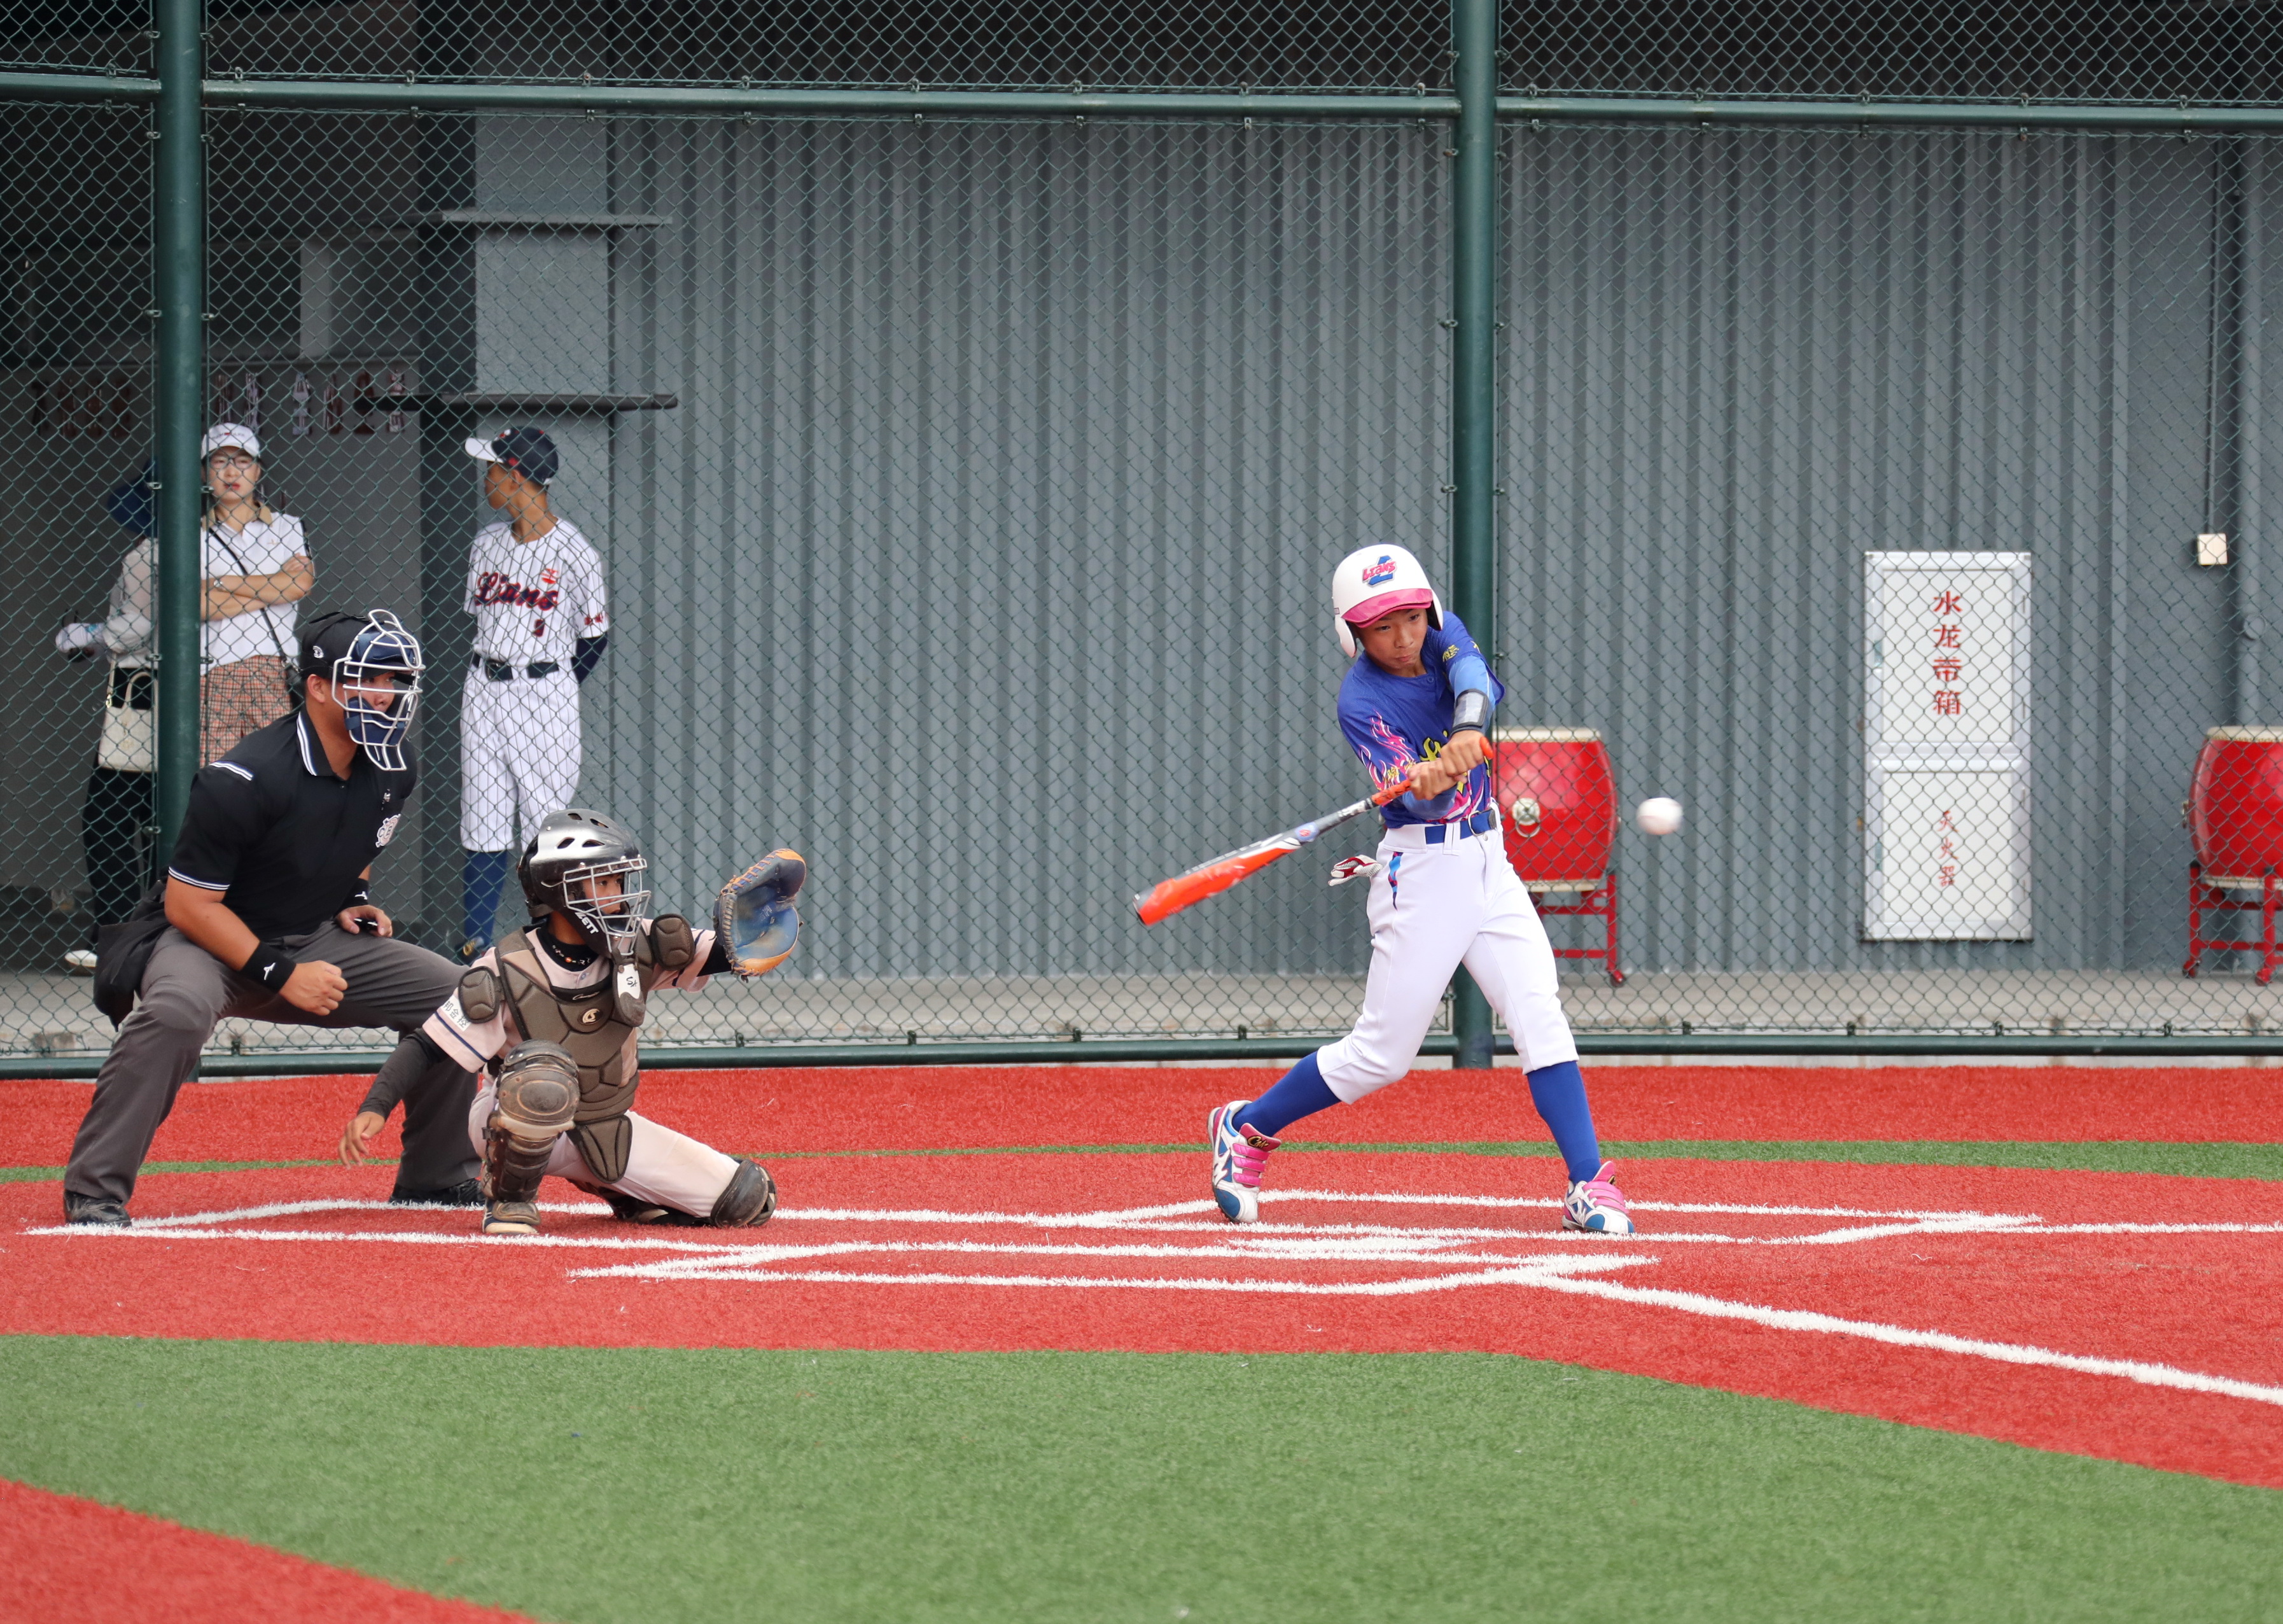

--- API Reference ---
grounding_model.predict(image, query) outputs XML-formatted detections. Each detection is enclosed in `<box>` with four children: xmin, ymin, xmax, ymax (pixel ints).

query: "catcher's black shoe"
<box><xmin>63</xmin><ymin>1194</ymin><xmax>130</xmax><ymax>1227</ymax></box>
<box><xmin>572</xmin><ymin>1182</ymin><xmax>681</xmax><ymax>1225</ymax></box>
<box><xmin>388</xmin><ymin>1178</ymin><xmax>484</xmax><ymax>1207</ymax></box>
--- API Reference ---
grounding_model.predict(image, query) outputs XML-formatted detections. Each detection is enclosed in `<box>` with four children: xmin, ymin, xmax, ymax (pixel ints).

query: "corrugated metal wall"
<box><xmin>1498</xmin><ymin>129</ymin><xmax>2279</xmax><ymax>974</ymax></box>
<box><xmin>566</xmin><ymin>120</ymin><xmax>2275</xmax><ymax>986</ymax></box>
<box><xmin>585</xmin><ymin>118</ymin><xmax>1448</xmax><ymax>980</ymax></box>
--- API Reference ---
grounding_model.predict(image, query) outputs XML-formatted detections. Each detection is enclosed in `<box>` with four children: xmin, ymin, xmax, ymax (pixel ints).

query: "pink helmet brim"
<box><xmin>1341</xmin><ymin>586</ymin><xmax>1435</xmax><ymax>626</ymax></box>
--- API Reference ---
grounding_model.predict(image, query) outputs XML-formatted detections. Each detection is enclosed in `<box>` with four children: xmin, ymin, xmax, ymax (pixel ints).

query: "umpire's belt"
<box><xmin>474</xmin><ymin>656</ymin><xmax>562</xmax><ymax>681</ymax></box>
<box><xmin>1381</xmin><ymin>806</ymin><xmax>1498</xmax><ymax>848</ymax></box>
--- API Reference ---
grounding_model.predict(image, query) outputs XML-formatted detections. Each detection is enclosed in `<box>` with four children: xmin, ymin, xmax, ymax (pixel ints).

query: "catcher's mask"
<box><xmin>302</xmin><ymin>610</ymin><xmax>424</xmax><ymax>771</ymax></box>
<box><xmin>519</xmin><ymin>808</ymin><xmax>652</xmax><ymax>958</ymax></box>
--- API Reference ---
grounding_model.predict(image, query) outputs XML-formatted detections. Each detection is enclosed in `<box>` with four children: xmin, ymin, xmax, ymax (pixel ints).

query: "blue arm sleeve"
<box><xmin>572</xmin><ymin>633</ymin><xmax>608</xmax><ymax>685</ymax></box>
<box><xmin>1448</xmin><ymin>650</ymin><xmax>1491</xmax><ymax>696</ymax></box>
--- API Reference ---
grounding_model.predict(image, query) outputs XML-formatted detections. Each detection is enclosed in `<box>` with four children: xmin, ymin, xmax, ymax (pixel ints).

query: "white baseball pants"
<box><xmin>466</xmin><ymin>1080</ymin><xmax>741</xmax><ymax>1218</ymax></box>
<box><xmin>460</xmin><ymin>669</ymin><xmax>582</xmax><ymax>851</ymax></box>
<box><xmin>1316</xmin><ymin>825</ymin><xmax>1579</xmax><ymax>1100</ymax></box>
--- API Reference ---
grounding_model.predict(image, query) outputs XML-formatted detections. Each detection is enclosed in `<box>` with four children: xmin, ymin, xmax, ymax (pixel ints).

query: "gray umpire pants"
<box><xmin>64</xmin><ymin>923</ymin><xmax>478</xmax><ymax>1208</ymax></box>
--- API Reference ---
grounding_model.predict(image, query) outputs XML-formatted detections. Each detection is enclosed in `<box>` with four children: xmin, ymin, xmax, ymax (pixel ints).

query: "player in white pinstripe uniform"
<box><xmin>457</xmin><ymin>428</ymin><xmax>610</xmax><ymax>960</ymax></box>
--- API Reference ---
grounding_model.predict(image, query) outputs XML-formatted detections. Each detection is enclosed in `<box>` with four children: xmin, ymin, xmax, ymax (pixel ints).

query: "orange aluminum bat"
<box><xmin>1133</xmin><ymin>774</ymin><xmax>1416</xmax><ymax>925</ymax></box>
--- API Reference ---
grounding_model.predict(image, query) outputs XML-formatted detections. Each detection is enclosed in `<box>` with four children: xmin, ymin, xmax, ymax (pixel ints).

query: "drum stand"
<box><xmin>1529</xmin><ymin>871</ymin><xmax>1624</xmax><ymax>987</ymax></box>
<box><xmin>2183</xmin><ymin>862</ymin><xmax>2282</xmax><ymax>986</ymax></box>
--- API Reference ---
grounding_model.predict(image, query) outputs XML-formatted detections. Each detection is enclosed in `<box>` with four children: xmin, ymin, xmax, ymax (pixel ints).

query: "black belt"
<box><xmin>475</xmin><ymin>656</ymin><xmax>561</xmax><ymax>682</ymax></box>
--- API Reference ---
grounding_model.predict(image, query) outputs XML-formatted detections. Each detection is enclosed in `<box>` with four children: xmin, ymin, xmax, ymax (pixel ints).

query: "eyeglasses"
<box><xmin>206</xmin><ymin>451</ymin><xmax>259</xmax><ymax>473</ymax></box>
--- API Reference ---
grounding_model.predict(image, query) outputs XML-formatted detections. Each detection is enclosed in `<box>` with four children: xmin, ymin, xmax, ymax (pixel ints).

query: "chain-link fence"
<box><xmin>6</xmin><ymin>3</ymin><xmax>2283</xmax><ymax>1067</ymax></box>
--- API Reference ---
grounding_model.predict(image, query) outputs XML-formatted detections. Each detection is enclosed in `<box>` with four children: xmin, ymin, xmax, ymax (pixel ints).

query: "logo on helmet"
<box><xmin>1362</xmin><ymin>555</ymin><xmax>1399</xmax><ymax>587</ymax></box>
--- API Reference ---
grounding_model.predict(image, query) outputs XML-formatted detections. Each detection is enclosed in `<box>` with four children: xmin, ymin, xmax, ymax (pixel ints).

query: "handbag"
<box><xmin>92</xmin><ymin>886</ymin><xmax>170</xmax><ymax>1028</ymax></box>
<box><xmin>97</xmin><ymin>666</ymin><xmax>155</xmax><ymax>773</ymax></box>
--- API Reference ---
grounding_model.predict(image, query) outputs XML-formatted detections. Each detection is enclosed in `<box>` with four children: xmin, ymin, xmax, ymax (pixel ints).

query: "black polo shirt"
<box><xmin>165</xmin><ymin>711</ymin><xmax>417</xmax><ymax>939</ymax></box>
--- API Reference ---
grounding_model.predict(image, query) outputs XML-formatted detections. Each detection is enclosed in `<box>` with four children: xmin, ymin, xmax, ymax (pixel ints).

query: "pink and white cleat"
<box><xmin>1208</xmin><ymin>1100</ymin><xmax>1281</xmax><ymax>1224</ymax></box>
<box><xmin>1563</xmin><ymin>1160</ymin><xmax>1636</xmax><ymax>1235</ymax></box>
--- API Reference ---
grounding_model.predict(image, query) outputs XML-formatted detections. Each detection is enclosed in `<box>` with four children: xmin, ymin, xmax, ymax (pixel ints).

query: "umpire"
<box><xmin>62</xmin><ymin>610</ymin><xmax>481</xmax><ymax>1225</ymax></box>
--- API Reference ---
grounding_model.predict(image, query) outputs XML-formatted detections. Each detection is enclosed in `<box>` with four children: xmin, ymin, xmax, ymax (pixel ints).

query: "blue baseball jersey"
<box><xmin>1336</xmin><ymin>612</ymin><xmax>1504</xmax><ymax>828</ymax></box>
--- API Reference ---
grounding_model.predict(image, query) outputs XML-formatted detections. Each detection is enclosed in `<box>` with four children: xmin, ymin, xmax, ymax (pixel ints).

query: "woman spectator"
<box><xmin>194</xmin><ymin>423</ymin><xmax>312</xmax><ymax>762</ymax></box>
<box><xmin>52</xmin><ymin>433</ymin><xmax>315</xmax><ymax>971</ymax></box>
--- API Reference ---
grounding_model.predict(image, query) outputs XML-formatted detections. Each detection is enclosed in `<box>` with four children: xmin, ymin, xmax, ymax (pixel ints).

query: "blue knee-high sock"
<box><xmin>1527</xmin><ymin>1060</ymin><xmax>1603</xmax><ymax>1182</ymax></box>
<box><xmin>462</xmin><ymin>850</ymin><xmax>512</xmax><ymax>946</ymax></box>
<box><xmin>1240</xmin><ymin>1052</ymin><xmax>1340</xmax><ymax>1139</ymax></box>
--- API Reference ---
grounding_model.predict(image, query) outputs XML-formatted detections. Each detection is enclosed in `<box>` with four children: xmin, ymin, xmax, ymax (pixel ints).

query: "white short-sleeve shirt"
<box><xmin>202</xmin><ymin>512</ymin><xmax>307</xmax><ymax>668</ymax></box>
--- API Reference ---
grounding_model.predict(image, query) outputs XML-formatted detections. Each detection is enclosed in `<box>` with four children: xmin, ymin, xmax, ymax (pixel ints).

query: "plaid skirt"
<box><xmin>202</xmin><ymin>655</ymin><xmax>292</xmax><ymax>764</ymax></box>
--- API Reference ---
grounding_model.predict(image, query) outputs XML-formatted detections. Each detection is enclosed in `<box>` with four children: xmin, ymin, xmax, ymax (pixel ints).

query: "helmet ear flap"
<box><xmin>1428</xmin><ymin>589</ymin><xmax>1445</xmax><ymax>631</ymax></box>
<box><xmin>1336</xmin><ymin>615</ymin><xmax>1358</xmax><ymax>658</ymax></box>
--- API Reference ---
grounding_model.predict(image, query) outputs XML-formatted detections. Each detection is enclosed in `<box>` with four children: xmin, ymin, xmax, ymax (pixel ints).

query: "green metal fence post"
<box><xmin>152</xmin><ymin>0</ymin><xmax>205</xmax><ymax>849</ymax></box>
<box><xmin>1449</xmin><ymin>0</ymin><xmax>1500</xmax><ymax>1070</ymax></box>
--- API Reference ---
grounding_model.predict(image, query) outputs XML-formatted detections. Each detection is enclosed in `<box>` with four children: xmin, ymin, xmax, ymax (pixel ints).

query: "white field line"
<box><xmin>1523</xmin><ymin>1271</ymin><xmax>2283</xmax><ymax>1408</ymax></box>
<box><xmin>2000</xmin><ymin>1222</ymin><xmax>2283</xmax><ymax>1236</ymax></box>
<box><xmin>1266</xmin><ymin>1190</ymin><xmax>2032</xmax><ymax>1220</ymax></box>
<box><xmin>32</xmin><ymin>1196</ymin><xmax>2051</xmax><ymax>1254</ymax></box>
<box><xmin>566</xmin><ymin>1235</ymin><xmax>1581</xmax><ymax>1280</ymax></box>
<box><xmin>26</xmin><ymin>1192</ymin><xmax>2283</xmax><ymax>1406</ymax></box>
<box><xmin>610</xmin><ymin>1256</ymin><xmax>1655</xmax><ymax>1296</ymax></box>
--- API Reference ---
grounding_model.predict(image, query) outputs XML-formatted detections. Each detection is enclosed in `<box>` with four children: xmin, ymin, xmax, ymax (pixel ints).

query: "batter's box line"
<box><xmin>39</xmin><ymin>1199</ymin><xmax>2274</xmax><ymax>1256</ymax></box>
<box><xmin>590</xmin><ymin>1238</ymin><xmax>2283</xmax><ymax>1415</ymax></box>
<box><xmin>1266</xmin><ymin>1190</ymin><xmax>2039</xmax><ymax>1221</ymax></box>
<box><xmin>564</xmin><ymin>1235</ymin><xmax>1624</xmax><ymax>1280</ymax></box>
<box><xmin>569</xmin><ymin>1257</ymin><xmax>1658</xmax><ymax>1296</ymax></box>
<box><xmin>29</xmin><ymin>1198</ymin><xmax>2283</xmax><ymax>1409</ymax></box>
<box><xmin>29</xmin><ymin>1199</ymin><xmax>2044</xmax><ymax>1254</ymax></box>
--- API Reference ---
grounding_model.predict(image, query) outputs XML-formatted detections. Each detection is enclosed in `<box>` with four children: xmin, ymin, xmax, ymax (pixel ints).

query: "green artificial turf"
<box><xmin>6</xmin><ymin>1140</ymin><xmax>2280</xmax><ymax>1184</ymax></box>
<box><xmin>0</xmin><ymin>1158</ymin><xmax>344</xmax><ymax>1184</ymax></box>
<box><xmin>1</xmin><ymin>1336</ymin><xmax>2277</xmax><ymax>1623</ymax></box>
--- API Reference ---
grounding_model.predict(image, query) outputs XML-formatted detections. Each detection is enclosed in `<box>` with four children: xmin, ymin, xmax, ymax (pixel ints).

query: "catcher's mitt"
<box><xmin>713</xmin><ymin>849</ymin><xmax>806</xmax><ymax>978</ymax></box>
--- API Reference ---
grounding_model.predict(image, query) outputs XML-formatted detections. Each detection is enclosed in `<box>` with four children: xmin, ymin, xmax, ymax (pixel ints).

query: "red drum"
<box><xmin>1490</xmin><ymin>727</ymin><xmax>1617</xmax><ymax>883</ymax></box>
<box><xmin>2191</xmin><ymin>726</ymin><xmax>2283</xmax><ymax>880</ymax></box>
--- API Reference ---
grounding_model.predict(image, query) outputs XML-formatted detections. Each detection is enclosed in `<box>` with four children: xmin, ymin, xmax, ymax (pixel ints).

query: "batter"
<box><xmin>1208</xmin><ymin>545</ymin><xmax>1634</xmax><ymax>1234</ymax></box>
<box><xmin>457</xmin><ymin>428</ymin><xmax>610</xmax><ymax>959</ymax></box>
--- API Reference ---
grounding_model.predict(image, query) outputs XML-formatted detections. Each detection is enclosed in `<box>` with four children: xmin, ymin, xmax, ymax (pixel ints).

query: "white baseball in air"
<box><xmin>1635</xmin><ymin>797</ymin><xmax>1684</xmax><ymax>836</ymax></box>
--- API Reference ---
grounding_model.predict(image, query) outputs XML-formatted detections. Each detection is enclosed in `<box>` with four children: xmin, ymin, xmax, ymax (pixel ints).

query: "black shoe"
<box><xmin>388</xmin><ymin>1178</ymin><xmax>484</xmax><ymax>1207</ymax></box>
<box><xmin>64</xmin><ymin>1194</ymin><xmax>130</xmax><ymax>1227</ymax></box>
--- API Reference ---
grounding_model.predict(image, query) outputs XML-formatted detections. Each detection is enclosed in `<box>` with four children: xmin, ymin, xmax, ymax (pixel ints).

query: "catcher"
<box><xmin>340</xmin><ymin>808</ymin><xmax>804</xmax><ymax>1236</ymax></box>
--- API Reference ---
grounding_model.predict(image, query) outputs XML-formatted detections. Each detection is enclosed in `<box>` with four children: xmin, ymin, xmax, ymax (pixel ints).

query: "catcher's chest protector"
<box><xmin>494</xmin><ymin>934</ymin><xmax>662</xmax><ymax>1182</ymax></box>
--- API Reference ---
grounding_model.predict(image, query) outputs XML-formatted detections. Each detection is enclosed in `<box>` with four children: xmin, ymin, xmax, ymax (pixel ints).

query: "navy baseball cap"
<box><xmin>300</xmin><ymin>609</ymin><xmax>420</xmax><ymax>683</ymax></box>
<box><xmin>465</xmin><ymin>426</ymin><xmax>559</xmax><ymax>487</ymax></box>
<box><xmin>107</xmin><ymin>457</ymin><xmax>156</xmax><ymax>537</ymax></box>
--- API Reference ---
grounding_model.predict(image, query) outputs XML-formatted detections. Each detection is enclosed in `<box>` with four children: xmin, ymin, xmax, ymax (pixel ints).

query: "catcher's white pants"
<box><xmin>459</xmin><ymin>669</ymin><xmax>582</xmax><ymax>851</ymax></box>
<box><xmin>1316</xmin><ymin>824</ymin><xmax>1579</xmax><ymax>1099</ymax></box>
<box><xmin>466</xmin><ymin>1080</ymin><xmax>740</xmax><ymax>1217</ymax></box>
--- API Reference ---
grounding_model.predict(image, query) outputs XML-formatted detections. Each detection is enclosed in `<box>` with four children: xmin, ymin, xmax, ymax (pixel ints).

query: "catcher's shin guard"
<box><xmin>482</xmin><ymin>1040</ymin><xmax>578</xmax><ymax>1210</ymax></box>
<box><xmin>708</xmin><ymin>1158</ymin><xmax>778</xmax><ymax>1228</ymax></box>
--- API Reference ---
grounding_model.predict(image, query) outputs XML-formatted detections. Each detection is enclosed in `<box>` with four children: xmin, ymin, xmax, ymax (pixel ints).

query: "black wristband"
<box><xmin>241</xmin><ymin>941</ymin><xmax>299</xmax><ymax>992</ymax></box>
<box><xmin>346</xmin><ymin>882</ymin><xmax>372</xmax><ymax>908</ymax></box>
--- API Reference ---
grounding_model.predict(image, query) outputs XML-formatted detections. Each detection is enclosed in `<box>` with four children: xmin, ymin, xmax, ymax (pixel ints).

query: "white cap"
<box><xmin>1329</xmin><ymin>545</ymin><xmax>1444</xmax><ymax>657</ymax></box>
<box><xmin>201</xmin><ymin>422</ymin><xmax>260</xmax><ymax>461</ymax></box>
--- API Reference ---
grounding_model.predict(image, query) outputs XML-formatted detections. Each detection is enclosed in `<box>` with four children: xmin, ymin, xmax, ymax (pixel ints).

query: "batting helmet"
<box><xmin>519</xmin><ymin>808</ymin><xmax>653</xmax><ymax>957</ymax></box>
<box><xmin>1330</xmin><ymin>545</ymin><xmax>1444</xmax><ymax>657</ymax></box>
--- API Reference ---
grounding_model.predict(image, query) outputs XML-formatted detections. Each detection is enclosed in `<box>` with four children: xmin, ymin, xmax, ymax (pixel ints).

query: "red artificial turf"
<box><xmin>0</xmin><ymin>1476</ymin><xmax>532</xmax><ymax>1623</ymax></box>
<box><xmin>3</xmin><ymin>1063</ymin><xmax>2280</xmax><ymax>1170</ymax></box>
<box><xmin>4</xmin><ymin>1156</ymin><xmax>2279</xmax><ymax>1488</ymax></box>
